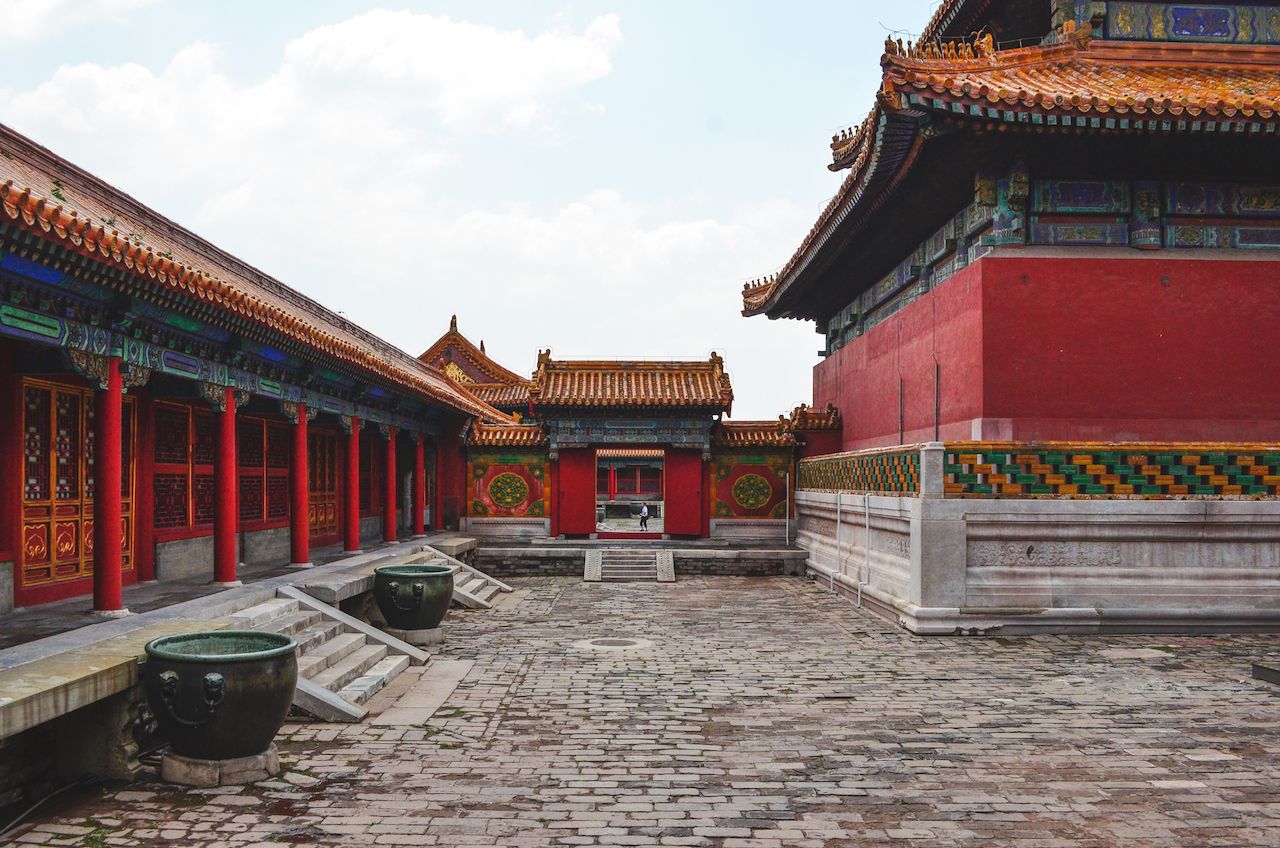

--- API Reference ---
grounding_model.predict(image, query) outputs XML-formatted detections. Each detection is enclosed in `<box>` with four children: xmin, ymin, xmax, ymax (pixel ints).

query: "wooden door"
<box><xmin>663</xmin><ymin>448</ymin><xmax>704</xmax><ymax>537</ymax></box>
<box><xmin>308</xmin><ymin>428</ymin><xmax>340</xmax><ymax>545</ymax></box>
<box><xmin>19</xmin><ymin>379</ymin><xmax>134</xmax><ymax>595</ymax></box>
<box><xmin>556</xmin><ymin>448</ymin><xmax>597</xmax><ymax>536</ymax></box>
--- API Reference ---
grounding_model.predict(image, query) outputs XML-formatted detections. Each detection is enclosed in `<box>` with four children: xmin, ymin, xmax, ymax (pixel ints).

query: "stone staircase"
<box><xmin>422</xmin><ymin>545</ymin><xmax>513</xmax><ymax>609</ymax></box>
<box><xmin>227</xmin><ymin>590</ymin><xmax>428</xmax><ymax>723</ymax></box>
<box><xmin>585</xmin><ymin>549</ymin><xmax>676</xmax><ymax>583</ymax></box>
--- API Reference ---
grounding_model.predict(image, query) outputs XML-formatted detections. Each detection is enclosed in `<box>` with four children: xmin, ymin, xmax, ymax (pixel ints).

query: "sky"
<box><xmin>1</xmin><ymin>0</ymin><xmax>942</xmax><ymax>419</ymax></box>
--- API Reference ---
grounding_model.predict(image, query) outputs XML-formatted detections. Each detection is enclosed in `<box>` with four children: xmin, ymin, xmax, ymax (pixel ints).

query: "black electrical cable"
<box><xmin>0</xmin><ymin>774</ymin><xmax>102</xmax><ymax>841</ymax></box>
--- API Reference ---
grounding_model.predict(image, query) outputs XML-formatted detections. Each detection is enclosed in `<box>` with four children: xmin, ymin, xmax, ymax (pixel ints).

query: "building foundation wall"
<box><xmin>240</xmin><ymin>527</ymin><xmax>290</xmax><ymax>567</ymax></box>
<box><xmin>154</xmin><ymin>536</ymin><xmax>219</xmax><ymax>582</ymax></box>
<box><xmin>796</xmin><ymin>490</ymin><xmax>1280</xmax><ymax>634</ymax></box>
<box><xmin>461</xmin><ymin>517</ymin><xmax>550</xmax><ymax>540</ymax></box>
<box><xmin>359</xmin><ymin>516</ymin><xmax>382</xmax><ymax>543</ymax></box>
<box><xmin>815</xmin><ymin>251</ymin><xmax>1280</xmax><ymax>450</ymax></box>
<box><xmin>709</xmin><ymin>519</ymin><xmax>791</xmax><ymax>543</ymax></box>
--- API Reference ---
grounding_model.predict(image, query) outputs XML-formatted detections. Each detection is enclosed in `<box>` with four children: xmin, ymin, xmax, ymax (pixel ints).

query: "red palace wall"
<box><xmin>814</xmin><ymin>252</ymin><xmax>1280</xmax><ymax>450</ymax></box>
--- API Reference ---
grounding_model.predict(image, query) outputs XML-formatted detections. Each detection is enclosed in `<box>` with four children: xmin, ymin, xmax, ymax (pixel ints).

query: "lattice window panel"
<box><xmin>154</xmin><ymin>405</ymin><xmax>189</xmax><ymax>464</ymax></box>
<box><xmin>193</xmin><ymin>411</ymin><xmax>216</xmax><ymax>466</ymax></box>
<box><xmin>84</xmin><ymin>400</ymin><xmax>95</xmax><ymax>500</ymax></box>
<box><xmin>240</xmin><ymin>476</ymin><xmax>264</xmax><ymax>522</ymax></box>
<box><xmin>266</xmin><ymin>424</ymin><xmax>290</xmax><ymax>469</ymax></box>
<box><xmin>193</xmin><ymin>474</ymin><xmax>216</xmax><ymax>525</ymax></box>
<box><xmin>238</xmin><ymin>419</ymin><xmax>264</xmax><ymax>468</ymax></box>
<box><xmin>266</xmin><ymin>476</ymin><xmax>290</xmax><ymax>520</ymax></box>
<box><xmin>54</xmin><ymin>392</ymin><xmax>81</xmax><ymax>501</ymax></box>
<box><xmin>23</xmin><ymin>387</ymin><xmax>49</xmax><ymax>501</ymax></box>
<box><xmin>121</xmin><ymin>405</ymin><xmax>134</xmax><ymax>499</ymax></box>
<box><xmin>154</xmin><ymin>473</ymin><xmax>189</xmax><ymax>528</ymax></box>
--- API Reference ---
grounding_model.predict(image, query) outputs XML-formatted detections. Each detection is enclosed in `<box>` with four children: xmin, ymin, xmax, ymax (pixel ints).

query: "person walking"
<box><xmin>640</xmin><ymin>503</ymin><xmax>650</xmax><ymax>531</ymax></box>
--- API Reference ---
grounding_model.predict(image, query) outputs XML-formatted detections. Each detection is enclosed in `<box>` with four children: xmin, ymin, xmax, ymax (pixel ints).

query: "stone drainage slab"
<box><xmin>573</xmin><ymin>637</ymin><xmax>655</xmax><ymax>651</ymax></box>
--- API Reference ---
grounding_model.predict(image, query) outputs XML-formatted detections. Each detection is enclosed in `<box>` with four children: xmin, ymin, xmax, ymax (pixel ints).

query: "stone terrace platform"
<box><xmin>477</xmin><ymin>539</ymin><xmax>808</xmax><ymax>578</ymax></box>
<box><xmin>8</xmin><ymin>574</ymin><xmax>1280</xmax><ymax>847</ymax></box>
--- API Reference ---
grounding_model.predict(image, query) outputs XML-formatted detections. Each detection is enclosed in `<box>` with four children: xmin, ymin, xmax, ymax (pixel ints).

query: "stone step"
<box><xmin>601</xmin><ymin>566</ymin><xmax>658</xmax><ymax>574</ymax></box>
<box><xmin>458</xmin><ymin>576</ymin><xmax>486</xmax><ymax>595</ymax></box>
<box><xmin>474</xmin><ymin>582</ymin><xmax>502</xmax><ymax>603</ymax></box>
<box><xmin>258</xmin><ymin>609</ymin><xmax>323</xmax><ymax>638</ymax></box>
<box><xmin>336</xmin><ymin>655</ymin><xmax>412</xmax><ymax>704</ymax></box>
<box><xmin>312</xmin><ymin>643</ymin><xmax>389</xmax><ymax>692</ymax></box>
<box><xmin>228</xmin><ymin>597</ymin><xmax>300</xmax><ymax>628</ymax></box>
<box><xmin>290</xmin><ymin>620</ymin><xmax>344</xmax><ymax>655</ymax></box>
<box><xmin>297</xmin><ymin>632</ymin><xmax>366</xmax><ymax>678</ymax></box>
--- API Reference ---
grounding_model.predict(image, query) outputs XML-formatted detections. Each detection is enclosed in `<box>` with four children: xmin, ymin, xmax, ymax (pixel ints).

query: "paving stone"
<box><xmin>8</xmin><ymin>576</ymin><xmax>1280</xmax><ymax>846</ymax></box>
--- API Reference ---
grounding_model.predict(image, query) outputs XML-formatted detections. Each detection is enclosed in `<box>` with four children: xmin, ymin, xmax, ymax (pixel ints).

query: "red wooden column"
<box><xmin>344</xmin><ymin>417</ymin><xmax>362</xmax><ymax>553</ymax></box>
<box><xmin>92</xmin><ymin>356</ymin><xmax>127</xmax><ymax>615</ymax></box>
<box><xmin>383</xmin><ymin>427</ymin><xmax>398</xmax><ymax>542</ymax></box>
<box><xmin>412</xmin><ymin>433</ymin><xmax>426</xmax><ymax>538</ymax></box>
<box><xmin>288</xmin><ymin>402</ymin><xmax>312</xmax><ymax>568</ymax></box>
<box><xmin>608</xmin><ymin>465</ymin><xmax>617</xmax><ymax>501</ymax></box>
<box><xmin>212</xmin><ymin>387</ymin><xmax>240</xmax><ymax>586</ymax></box>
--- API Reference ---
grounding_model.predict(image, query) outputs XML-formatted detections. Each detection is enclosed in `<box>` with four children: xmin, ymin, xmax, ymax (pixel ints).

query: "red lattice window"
<box><xmin>239</xmin><ymin>475</ymin><xmax>264</xmax><ymax>522</ymax></box>
<box><xmin>266</xmin><ymin>476</ymin><xmax>289</xmax><ymax>519</ymax></box>
<box><xmin>23</xmin><ymin>387</ymin><xmax>50</xmax><ymax>501</ymax></box>
<box><xmin>193</xmin><ymin>474</ymin><xmax>216</xmax><ymax>525</ymax></box>
<box><xmin>237</xmin><ymin>417</ymin><xmax>290</xmax><ymax>527</ymax></box>
<box><xmin>154</xmin><ymin>402</ymin><xmax>216</xmax><ymax>537</ymax></box>
<box><xmin>154</xmin><ymin>474</ymin><xmax>188</xmax><ymax>529</ymax></box>
<box><xmin>359</xmin><ymin>431</ymin><xmax>383</xmax><ymax>515</ymax></box>
<box><xmin>20</xmin><ymin>379</ymin><xmax>135</xmax><ymax>590</ymax></box>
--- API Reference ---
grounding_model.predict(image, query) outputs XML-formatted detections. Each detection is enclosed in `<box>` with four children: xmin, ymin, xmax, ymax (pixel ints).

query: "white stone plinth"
<box><xmin>384</xmin><ymin>626</ymin><xmax>444</xmax><ymax>646</ymax></box>
<box><xmin>160</xmin><ymin>744</ymin><xmax>280</xmax><ymax>787</ymax></box>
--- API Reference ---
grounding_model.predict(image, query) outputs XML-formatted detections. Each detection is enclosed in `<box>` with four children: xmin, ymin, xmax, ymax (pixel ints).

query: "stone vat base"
<box><xmin>384</xmin><ymin>626</ymin><xmax>444</xmax><ymax>646</ymax></box>
<box><xmin>161</xmin><ymin>744</ymin><xmax>280</xmax><ymax>787</ymax></box>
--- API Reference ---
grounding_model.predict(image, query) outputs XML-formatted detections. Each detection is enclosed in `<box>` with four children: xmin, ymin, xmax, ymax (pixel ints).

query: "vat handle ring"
<box><xmin>386</xmin><ymin>580</ymin><xmax>426</xmax><ymax>611</ymax></box>
<box><xmin>156</xmin><ymin>670</ymin><xmax>225</xmax><ymax>728</ymax></box>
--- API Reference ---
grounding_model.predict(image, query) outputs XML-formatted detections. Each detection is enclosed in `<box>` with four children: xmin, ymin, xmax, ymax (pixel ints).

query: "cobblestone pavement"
<box><xmin>9</xmin><ymin>575</ymin><xmax>1280</xmax><ymax>847</ymax></box>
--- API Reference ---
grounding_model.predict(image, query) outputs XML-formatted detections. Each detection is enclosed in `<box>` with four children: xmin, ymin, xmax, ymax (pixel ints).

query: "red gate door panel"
<box><xmin>664</xmin><ymin>449</ymin><xmax>704</xmax><ymax>537</ymax></box>
<box><xmin>557</xmin><ymin>448</ymin><xmax>597</xmax><ymax>536</ymax></box>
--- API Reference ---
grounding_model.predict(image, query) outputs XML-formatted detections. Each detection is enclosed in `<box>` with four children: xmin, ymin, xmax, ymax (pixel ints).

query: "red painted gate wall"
<box><xmin>663</xmin><ymin>449</ymin><xmax>704</xmax><ymax>537</ymax></box>
<box><xmin>557</xmin><ymin>448</ymin><xmax>597</xmax><ymax>536</ymax></box>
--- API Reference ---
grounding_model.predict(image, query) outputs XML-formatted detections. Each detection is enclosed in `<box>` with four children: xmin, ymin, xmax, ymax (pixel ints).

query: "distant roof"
<box><xmin>529</xmin><ymin>351</ymin><xmax>734</xmax><ymax>412</ymax></box>
<box><xmin>712</xmin><ymin>421</ymin><xmax>796</xmax><ymax>449</ymax></box>
<box><xmin>0</xmin><ymin>124</ymin><xmax>508</xmax><ymax>423</ymax></box>
<box><xmin>418</xmin><ymin>316</ymin><xmax>533</xmax><ymax>412</ymax></box>
<box><xmin>468</xmin><ymin>420</ymin><xmax>548</xmax><ymax>447</ymax></box>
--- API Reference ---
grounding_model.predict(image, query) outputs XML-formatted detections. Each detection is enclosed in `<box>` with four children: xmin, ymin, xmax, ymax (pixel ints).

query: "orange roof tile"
<box><xmin>742</xmin><ymin>28</ymin><xmax>1280</xmax><ymax>318</ymax></box>
<box><xmin>529</xmin><ymin>351</ymin><xmax>734</xmax><ymax>411</ymax></box>
<box><xmin>712</xmin><ymin>421</ymin><xmax>796</xmax><ymax>449</ymax></box>
<box><xmin>468</xmin><ymin>383</ymin><xmax>533</xmax><ymax>407</ymax></box>
<box><xmin>0</xmin><ymin>124</ymin><xmax>510</xmax><ymax>424</ymax></box>
<box><xmin>468</xmin><ymin>421</ymin><xmax>548</xmax><ymax>447</ymax></box>
<box><xmin>886</xmin><ymin>39</ymin><xmax>1280</xmax><ymax>120</ymax></box>
<box><xmin>597</xmin><ymin>448</ymin><xmax>664</xmax><ymax>458</ymax></box>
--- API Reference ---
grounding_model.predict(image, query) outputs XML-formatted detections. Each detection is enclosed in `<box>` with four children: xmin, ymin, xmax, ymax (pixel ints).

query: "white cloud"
<box><xmin>1</xmin><ymin>9</ymin><xmax>819</xmax><ymax>418</ymax></box>
<box><xmin>1</xmin><ymin>0</ymin><xmax>161</xmax><ymax>41</ymax></box>
<box><xmin>282</xmin><ymin>10</ymin><xmax>622</xmax><ymax>127</ymax></box>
